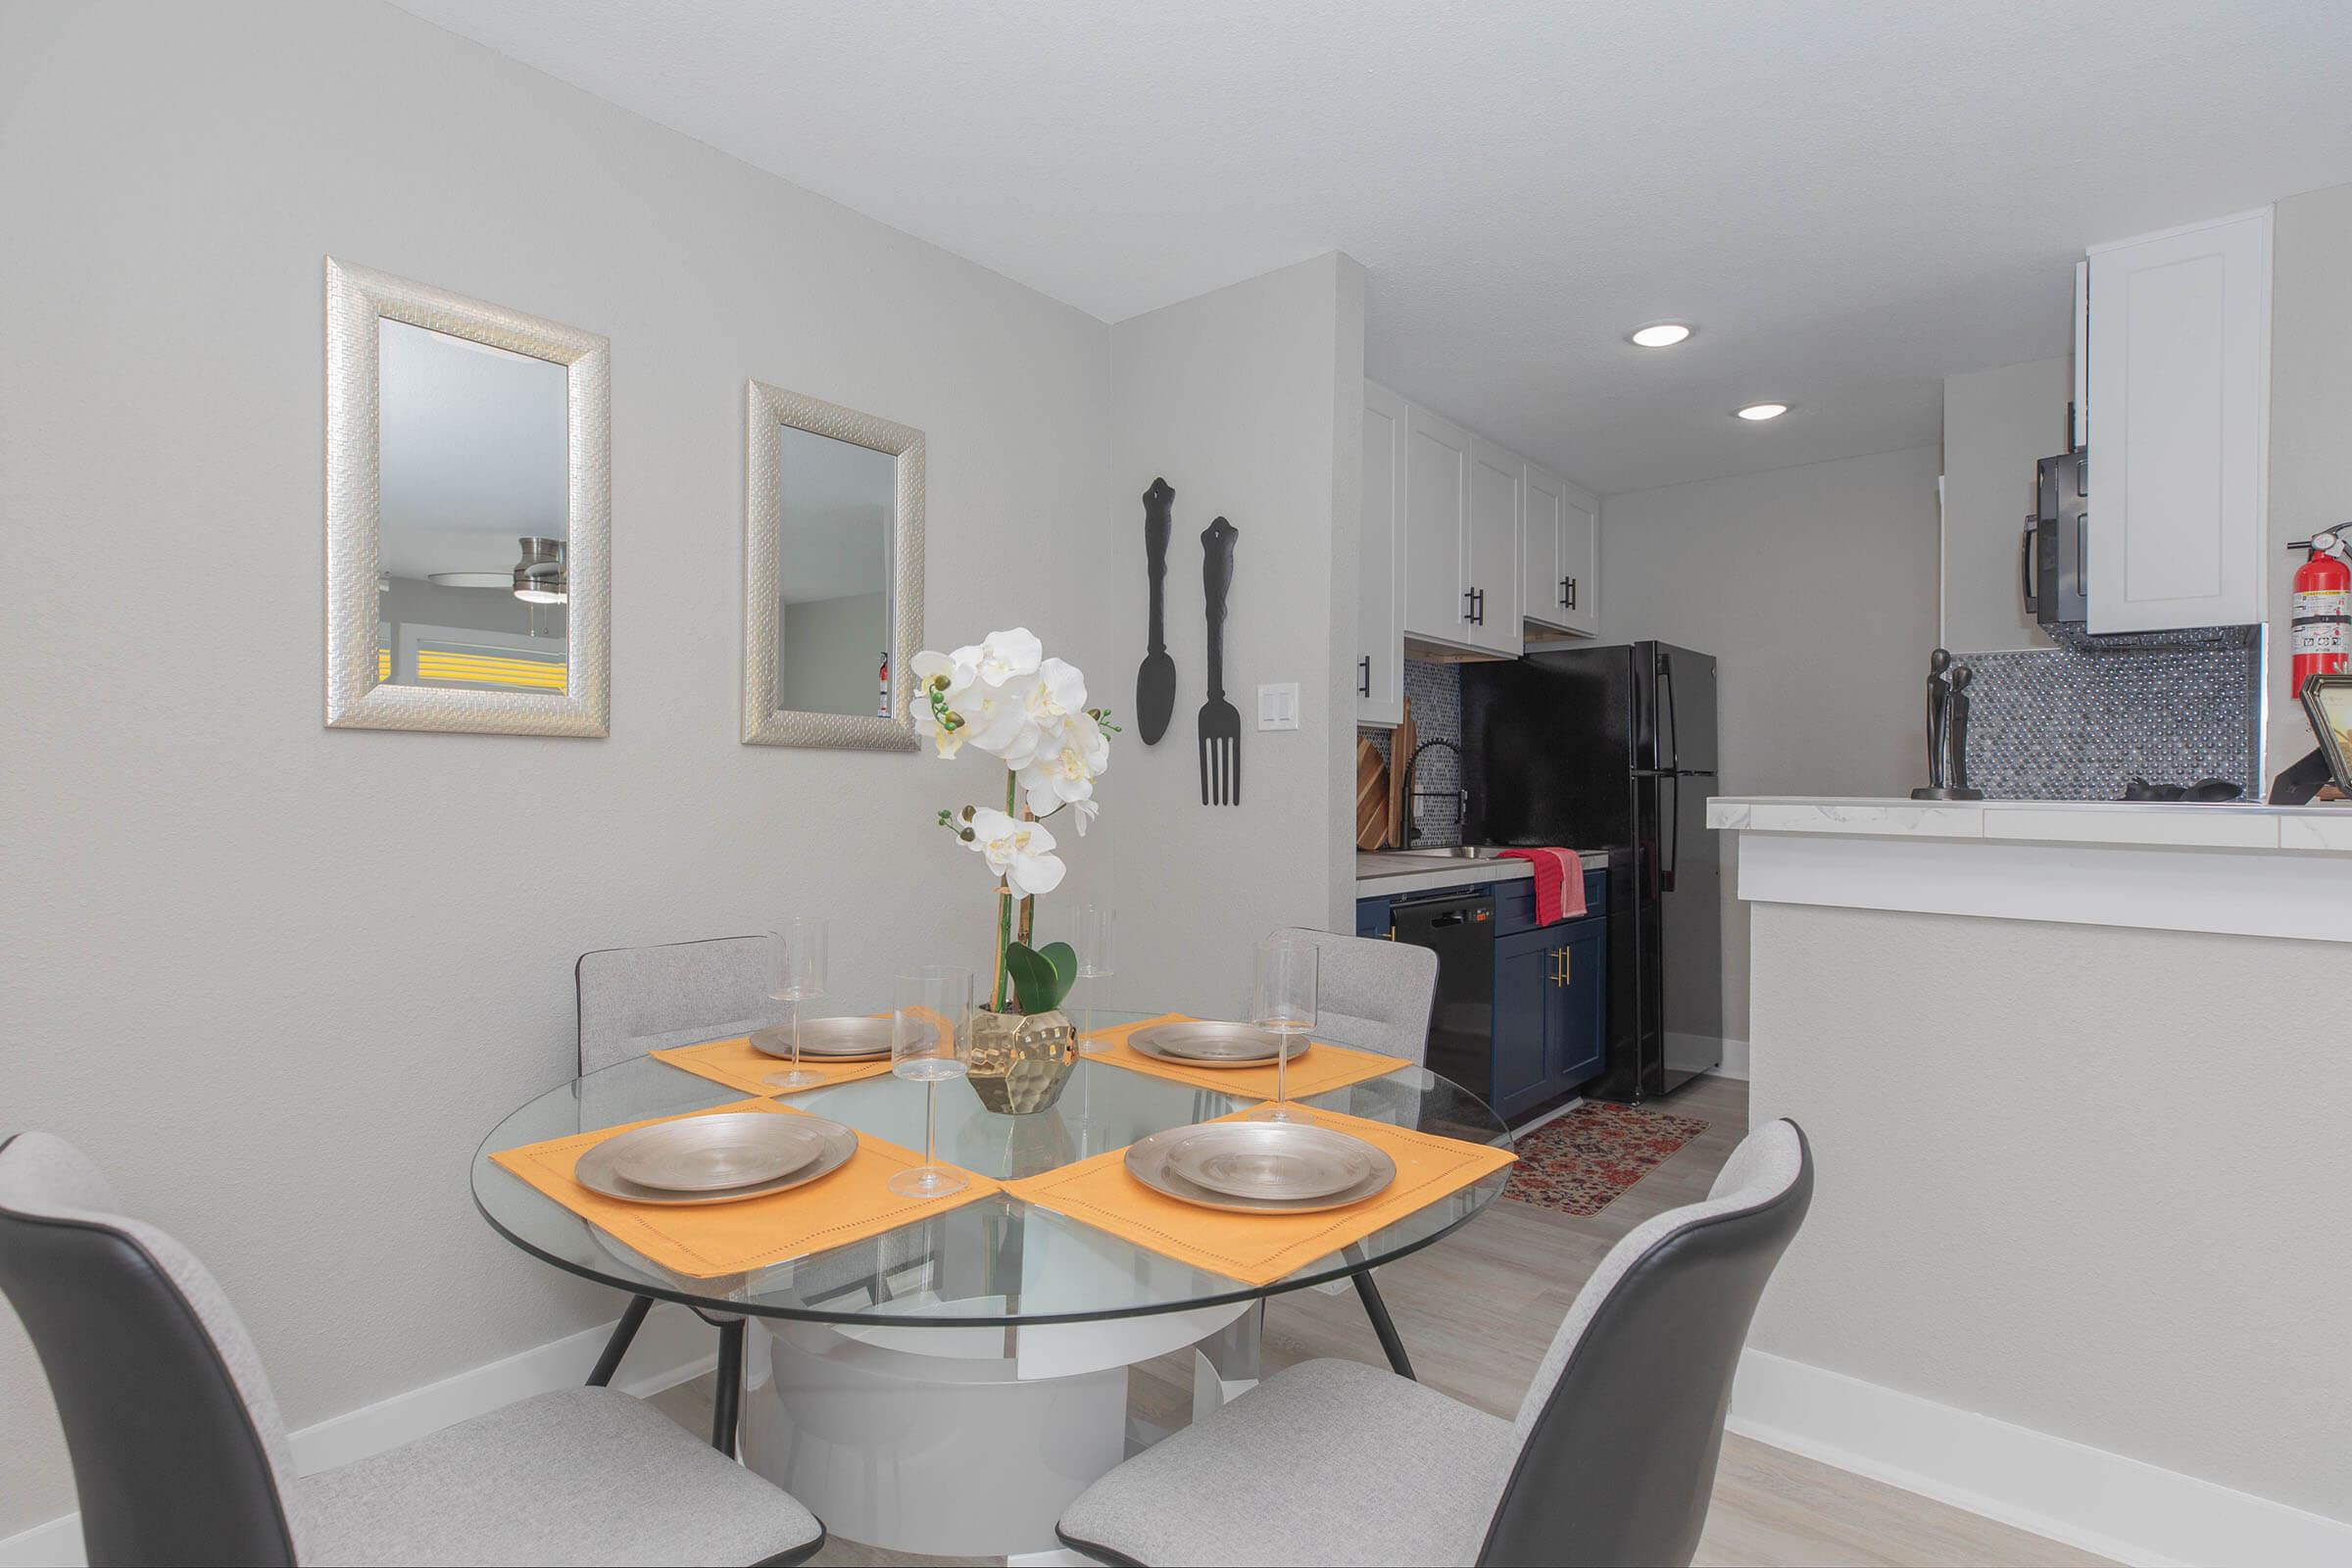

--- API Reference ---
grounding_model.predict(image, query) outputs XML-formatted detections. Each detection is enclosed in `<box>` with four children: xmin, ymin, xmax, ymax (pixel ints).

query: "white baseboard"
<box><xmin>1729</xmin><ymin>1348</ymin><xmax>2352</xmax><ymax>1568</ymax></box>
<box><xmin>1712</xmin><ymin>1034</ymin><xmax>1750</xmax><ymax>1081</ymax></box>
<box><xmin>0</xmin><ymin>1304</ymin><xmax>714</xmax><ymax>1567</ymax></box>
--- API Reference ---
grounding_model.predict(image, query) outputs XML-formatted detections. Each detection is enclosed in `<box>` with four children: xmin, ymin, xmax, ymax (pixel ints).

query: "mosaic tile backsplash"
<box><xmin>1952</xmin><ymin>627</ymin><xmax>2262</xmax><ymax>800</ymax></box>
<box><xmin>1362</xmin><ymin>660</ymin><xmax>1466</xmax><ymax>845</ymax></box>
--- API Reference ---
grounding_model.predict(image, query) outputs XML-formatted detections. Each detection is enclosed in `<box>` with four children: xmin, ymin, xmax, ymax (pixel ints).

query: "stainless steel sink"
<box><xmin>1389</xmin><ymin>845</ymin><xmax>1508</xmax><ymax>860</ymax></box>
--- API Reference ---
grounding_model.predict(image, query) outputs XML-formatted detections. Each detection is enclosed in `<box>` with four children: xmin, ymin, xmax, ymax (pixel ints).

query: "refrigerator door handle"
<box><xmin>1662</xmin><ymin>771</ymin><xmax>1680</xmax><ymax>893</ymax></box>
<box><xmin>1659</xmin><ymin>650</ymin><xmax>1680</xmax><ymax>775</ymax></box>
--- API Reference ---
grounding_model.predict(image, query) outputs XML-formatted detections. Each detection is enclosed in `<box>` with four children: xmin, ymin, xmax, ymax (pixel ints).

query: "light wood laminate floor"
<box><xmin>649</xmin><ymin>1075</ymin><xmax>2108</xmax><ymax>1566</ymax></box>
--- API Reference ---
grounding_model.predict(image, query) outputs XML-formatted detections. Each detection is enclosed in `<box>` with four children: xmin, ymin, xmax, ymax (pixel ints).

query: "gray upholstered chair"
<box><xmin>573</xmin><ymin>935</ymin><xmax>787</xmax><ymax>1452</ymax></box>
<box><xmin>0</xmin><ymin>1131</ymin><xmax>826</xmax><ymax>1568</ymax></box>
<box><xmin>1274</xmin><ymin>926</ymin><xmax>1439</xmax><ymax>1378</ymax></box>
<box><xmin>1055</xmin><ymin>1118</ymin><xmax>1812</xmax><ymax>1568</ymax></box>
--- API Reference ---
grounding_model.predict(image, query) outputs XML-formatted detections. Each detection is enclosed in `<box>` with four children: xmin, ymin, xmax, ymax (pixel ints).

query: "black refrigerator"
<box><xmin>1460</xmin><ymin>642</ymin><xmax>1722</xmax><ymax>1102</ymax></box>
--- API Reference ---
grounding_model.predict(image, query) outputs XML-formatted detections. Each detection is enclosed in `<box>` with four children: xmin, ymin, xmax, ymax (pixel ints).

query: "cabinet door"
<box><xmin>1357</xmin><ymin>383</ymin><xmax>1406</xmax><ymax>725</ymax></box>
<box><xmin>1466</xmin><ymin>437</ymin><xmax>1524</xmax><ymax>656</ymax></box>
<box><xmin>1401</xmin><ymin>403</ymin><xmax>1473</xmax><ymax>648</ymax></box>
<box><xmin>1544</xmin><ymin>921</ymin><xmax>1607</xmax><ymax>1090</ymax></box>
<box><xmin>1521</xmin><ymin>462</ymin><xmax>1569</xmax><ymax>632</ymax></box>
<box><xmin>1491</xmin><ymin>931</ymin><xmax>1554</xmax><ymax>1113</ymax></box>
<box><xmin>1354</xmin><ymin>896</ymin><xmax>1391</xmax><ymax>939</ymax></box>
<box><xmin>1558</xmin><ymin>487</ymin><xmax>1599</xmax><ymax>637</ymax></box>
<box><xmin>2084</xmin><ymin>208</ymin><xmax>2271</xmax><ymax>632</ymax></box>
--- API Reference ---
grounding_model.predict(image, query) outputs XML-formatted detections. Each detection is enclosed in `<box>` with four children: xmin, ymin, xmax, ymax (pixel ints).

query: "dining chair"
<box><xmin>1275</xmin><ymin>925</ymin><xmax>1439</xmax><ymax>1380</ymax></box>
<box><xmin>0</xmin><ymin>1131</ymin><xmax>827</xmax><ymax>1568</ymax></box>
<box><xmin>1055</xmin><ymin>1118</ymin><xmax>1812</xmax><ymax>1568</ymax></box>
<box><xmin>573</xmin><ymin>934</ymin><xmax>785</xmax><ymax>1448</ymax></box>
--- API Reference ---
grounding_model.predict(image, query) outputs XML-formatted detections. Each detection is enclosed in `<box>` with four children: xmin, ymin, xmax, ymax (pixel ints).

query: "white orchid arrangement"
<box><xmin>912</xmin><ymin>627</ymin><xmax>1115</xmax><ymax>1013</ymax></box>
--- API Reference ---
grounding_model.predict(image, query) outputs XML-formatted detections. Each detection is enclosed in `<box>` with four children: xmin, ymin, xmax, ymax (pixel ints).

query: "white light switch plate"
<box><xmin>1256</xmin><ymin>683</ymin><xmax>1300</xmax><ymax>730</ymax></box>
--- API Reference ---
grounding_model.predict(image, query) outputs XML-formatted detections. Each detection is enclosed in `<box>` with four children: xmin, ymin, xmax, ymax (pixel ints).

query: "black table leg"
<box><xmin>586</xmin><ymin>1294</ymin><xmax>653</xmax><ymax>1388</ymax></box>
<box><xmin>711</xmin><ymin>1318</ymin><xmax>746</xmax><ymax>1456</ymax></box>
<box><xmin>1352</xmin><ymin>1270</ymin><xmax>1416</xmax><ymax>1381</ymax></box>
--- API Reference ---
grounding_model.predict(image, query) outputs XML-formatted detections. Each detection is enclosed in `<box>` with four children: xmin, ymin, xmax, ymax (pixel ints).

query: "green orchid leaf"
<box><xmin>1038</xmin><ymin>942</ymin><xmax>1078</xmax><ymax>1009</ymax></box>
<box><xmin>1004</xmin><ymin>942</ymin><xmax>1058</xmax><ymax>1014</ymax></box>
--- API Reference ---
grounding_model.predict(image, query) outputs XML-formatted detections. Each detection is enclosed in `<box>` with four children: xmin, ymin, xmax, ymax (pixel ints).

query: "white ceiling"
<box><xmin>393</xmin><ymin>0</ymin><xmax>2352</xmax><ymax>496</ymax></box>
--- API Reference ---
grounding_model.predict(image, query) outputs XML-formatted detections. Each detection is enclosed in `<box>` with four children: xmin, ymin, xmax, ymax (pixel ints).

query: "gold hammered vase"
<box><xmin>964</xmin><ymin>1006</ymin><xmax>1077</xmax><ymax>1114</ymax></box>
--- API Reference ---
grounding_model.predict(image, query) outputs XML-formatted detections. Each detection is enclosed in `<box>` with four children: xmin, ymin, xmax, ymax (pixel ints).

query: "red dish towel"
<box><xmin>1496</xmin><ymin>848</ymin><xmax>1588</xmax><ymax>924</ymax></box>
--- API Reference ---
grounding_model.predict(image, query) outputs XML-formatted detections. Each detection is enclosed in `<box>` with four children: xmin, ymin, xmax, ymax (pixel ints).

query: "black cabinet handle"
<box><xmin>1357</xmin><ymin>655</ymin><xmax>1371</xmax><ymax>698</ymax></box>
<box><xmin>1566</xmin><ymin>575</ymin><xmax>1577</xmax><ymax>610</ymax></box>
<box><xmin>1466</xmin><ymin>587</ymin><xmax>1485</xmax><ymax>625</ymax></box>
<box><xmin>2021</xmin><ymin>519</ymin><xmax>2038</xmax><ymax>613</ymax></box>
<box><xmin>1462</xmin><ymin>588</ymin><xmax>1478</xmax><ymax>625</ymax></box>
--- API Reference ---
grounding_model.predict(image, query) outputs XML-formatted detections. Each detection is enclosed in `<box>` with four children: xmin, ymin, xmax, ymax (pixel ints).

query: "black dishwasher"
<box><xmin>1390</xmin><ymin>890</ymin><xmax>1495</xmax><ymax>1100</ymax></box>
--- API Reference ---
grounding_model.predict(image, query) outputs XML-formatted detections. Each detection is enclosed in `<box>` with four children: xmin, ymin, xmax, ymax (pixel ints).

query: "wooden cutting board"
<box><xmin>1387</xmin><ymin>697</ymin><xmax>1416</xmax><ymax>848</ymax></box>
<box><xmin>1354</xmin><ymin>737</ymin><xmax>1390</xmax><ymax>850</ymax></box>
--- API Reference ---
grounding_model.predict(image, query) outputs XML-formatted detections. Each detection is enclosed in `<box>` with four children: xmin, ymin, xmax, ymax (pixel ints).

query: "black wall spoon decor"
<box><xmin>1135</xmin><ymin>478</ymin><xmax>1176</xmax><ymax>745</ymax></box>
<box><xmin>1198</xmin><ymin>516</ymin><xmax>1240</xmax><ymax>805</ymax></box>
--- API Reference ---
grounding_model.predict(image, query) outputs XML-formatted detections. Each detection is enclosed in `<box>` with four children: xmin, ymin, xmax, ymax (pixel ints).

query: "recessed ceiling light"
<box><xmin>1629</xmin><ymin>322</ymin><xmax>1693</xmax><ymax>348</ymax></box>
<box><xmin>1736</xmin><ymin>403</ymin><xmax>1788</xmax><ymax>421</ymax></box>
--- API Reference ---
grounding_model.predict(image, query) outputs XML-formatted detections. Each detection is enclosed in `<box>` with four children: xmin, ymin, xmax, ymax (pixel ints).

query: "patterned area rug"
<box><xmin>1502</xmin><ymin>1102</ymin><xmax>1710</xmax><ymax>1216</ymax></box>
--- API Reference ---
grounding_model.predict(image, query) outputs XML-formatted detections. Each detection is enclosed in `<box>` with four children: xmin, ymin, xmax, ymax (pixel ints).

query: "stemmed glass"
<box><xmin>1074</xmin><ymin>902</ymin><xmax>1115</xmax><ymax>1053</ymax></box>
<box><xmin>760</xmin><ymin>918</ymin><xmax>830</xmax><ymax>1090</ymax></box>
<box><xmin>886</xmin><ymin>965</ymin><xmax>973</xmax><ymax>1199</ymax></box>
<box><xmin>1247</xmin><ymin>933</ymin><xmax>1317</xmax><ymax>1123</ymax></box>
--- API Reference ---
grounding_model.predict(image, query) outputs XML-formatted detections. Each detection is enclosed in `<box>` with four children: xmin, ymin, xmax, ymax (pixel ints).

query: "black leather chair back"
<box><xmin>0</xmin><ymin>1133</ymin><xmax>299</xmax><ymax>1566</ymax></box>
<box><xmin>1479</xmin><ymin>1119</ymin><xmax>1813</xmax><ymax>1567</ymax></box>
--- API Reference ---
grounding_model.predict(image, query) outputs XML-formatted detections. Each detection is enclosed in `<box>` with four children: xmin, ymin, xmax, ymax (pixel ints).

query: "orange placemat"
<box><xmin>1004</xmin><ymin>1104</ymin><xmax>1514</xmax><ymax>1287</ymax></box>
<box><xmin>1082</xmin><ymin>1013</ymin><xmax>1412</xmax><ymax>1101</ymax></box>
<box><xmin>652</xmin><ymin>1035</ymin><xmax>897</xmax><ymax>1098</ymax></box>
<box><xmin>488</xmin><ymin>1098</ymin><xmax>996</xmax><ymax>1279</ymax></box>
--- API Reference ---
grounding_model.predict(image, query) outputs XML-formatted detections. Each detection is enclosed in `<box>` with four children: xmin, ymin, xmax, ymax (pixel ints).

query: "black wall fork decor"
<box><xmin>1198</xmin><ymin>516</ymin><xmax>1240</xmax><ymax>805</ymax></box>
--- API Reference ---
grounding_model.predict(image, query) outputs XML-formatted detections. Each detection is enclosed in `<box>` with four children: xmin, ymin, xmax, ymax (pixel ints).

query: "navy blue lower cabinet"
<box><xmin>1354</xmin><ymin>896</ymin><xmax>1391</xmax><ymax>939</ymax></box>
<box><xmin>1545</xmin><ymin>920</ymin><xmax>1607</xmax><ymax>1088</ymax></box>
<box><xmin>1491</xmin><ymin>929</ymin><xmax>1560</xmax><ymax>1117</ymax></box>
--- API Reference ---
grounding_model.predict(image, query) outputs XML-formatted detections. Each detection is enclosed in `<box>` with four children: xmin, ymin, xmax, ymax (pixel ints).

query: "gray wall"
<box><xmin>2266</xmin><ymin>180</ymin><xmax>2352</xmax><ymax>785</ymax></box>
<box><xmin>1598</xmin><ymin>446</ymin><xmax>1943</xmax><ymax>1046</ymax></box>
<box><xmin>0</xmin><ymin>0</ymin><xmax>1119</xmax><ymax>1535</ymax></box>
<box><xmin>1100</xmin><ymin>254</ymin><xmax>1364</xmax><ymax>1018</ymax></box>
<box><xmin>1940</xmin><ymin>357</ymin><xmax>2068</xmax><ymax>653</ymax></box>
<box><xmin>1747</xmin><ymin>902</ymin><xmax>2352</xmax><ymax>1525</ymax></box>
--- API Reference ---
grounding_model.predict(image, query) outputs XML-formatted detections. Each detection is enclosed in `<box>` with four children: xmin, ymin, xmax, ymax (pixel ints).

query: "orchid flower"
<box><xmin>963</xmin><ymin>807</ymin><xmax>1066</xmax><ymax>897</ymax></box>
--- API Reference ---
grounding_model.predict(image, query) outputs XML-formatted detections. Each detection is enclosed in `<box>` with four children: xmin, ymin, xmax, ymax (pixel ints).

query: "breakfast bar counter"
<box><xmin>1710</xmin><ymin>794</ymin><xmax>2352</xmax><ymax>1547</ymax></box>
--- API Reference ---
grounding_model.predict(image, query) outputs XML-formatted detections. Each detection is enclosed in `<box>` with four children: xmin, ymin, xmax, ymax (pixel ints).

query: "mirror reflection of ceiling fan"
<box><xmin>424</xmin><ymin>536</ymin><xmax>567</xmax><ymax>604</ymax></box>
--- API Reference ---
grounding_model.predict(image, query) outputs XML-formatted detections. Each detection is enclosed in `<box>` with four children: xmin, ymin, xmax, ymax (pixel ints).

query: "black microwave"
<box><xmin>2024</xmin><ymin>449</ymin><xmax>2088</xmax><ymax>630</ymax></box>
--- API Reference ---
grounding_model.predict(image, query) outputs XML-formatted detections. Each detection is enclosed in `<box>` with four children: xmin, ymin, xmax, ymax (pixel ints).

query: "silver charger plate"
<box><xmin>574</xmin><ymin>1112</ymin><xmax>858</xmax><ymax>1206</ymax></box>
<box><xmin>1162</xmin><ymin>1119</ymin><xmax>1381</xmax><ymax>1200</ymax></box>
<box><xmin>604</xmin><ymin>1112</ymin><xmax>824</xmax><ymax>1192</ymax></box>
<box><xmin>750</xmin><ymin>1015</ymin><xmax>928</xmax><ymax>1061</ymax></box>
<box><xmin>1125</xmin><ymin>1121</ymin><xmax>1396</xmax><ymax>1214</ymax></box>
<box><xmin>1129</xmin><ymin>1019</ymin><xmax>1310</xmax><ymax>1070</ymax></box>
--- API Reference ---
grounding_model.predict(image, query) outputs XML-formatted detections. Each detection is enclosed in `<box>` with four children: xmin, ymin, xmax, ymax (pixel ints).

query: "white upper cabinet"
<box><xmin>1357</xmin><ymin>382</ymin><xmax>1406</xmax><ymax>726</ymax></box>
<box><xmin>1465</xmin><ymin>438</ymin><xmax>1524</xmax><ymax>656</ymax></box>
<box><xmin>1522</xmin><ymin>461</ymin><xmax>1599</xmax><ymax>637</ymax></box>
<box><xmin>2084</xmin><ymin>208</ymin><xmax>2272</xmax><ymax>633</ymax></box>
<box><xmin>1401</xmin><ymin>401</ymin><xmax>1473</xmax><ymax>650</ymax></box>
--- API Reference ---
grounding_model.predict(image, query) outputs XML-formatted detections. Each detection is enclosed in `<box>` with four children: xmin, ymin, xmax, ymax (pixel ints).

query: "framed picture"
<box><xmin>2302</xmin><ymin>674</ymin><xmax>2352</xmax><ymax>794</ymax></box>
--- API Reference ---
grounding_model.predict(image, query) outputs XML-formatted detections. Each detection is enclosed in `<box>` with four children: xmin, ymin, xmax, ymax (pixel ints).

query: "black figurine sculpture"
<box><xmin>1912</xmin><ymin>647</ymin><xmax>1984</xmax><ymax>801</ymax></box>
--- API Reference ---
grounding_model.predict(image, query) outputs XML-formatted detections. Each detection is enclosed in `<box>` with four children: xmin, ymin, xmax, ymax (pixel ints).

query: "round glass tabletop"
<box><xmin>470</xmin><ymin>1008</ymin><xmax>1514</xmax><ymax>1328</ymax></box>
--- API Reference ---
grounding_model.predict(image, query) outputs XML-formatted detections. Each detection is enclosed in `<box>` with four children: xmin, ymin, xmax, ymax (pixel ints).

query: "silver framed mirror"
<box><xmin>324</xmin><ymin>259</ymin><xmax>611</xmax><ymax>736</ymax></box>
<box><xmin>743</xmin><ymin>380</ymin><xmax>924</xmax><ymax>750</ymax></box>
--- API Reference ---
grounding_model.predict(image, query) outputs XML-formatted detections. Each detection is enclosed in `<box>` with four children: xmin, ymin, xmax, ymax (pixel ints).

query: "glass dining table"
<box><xmin>470</xmin><ymin>1009</ymin><xmax>1514</xmax><ymax>1560</ymax></box>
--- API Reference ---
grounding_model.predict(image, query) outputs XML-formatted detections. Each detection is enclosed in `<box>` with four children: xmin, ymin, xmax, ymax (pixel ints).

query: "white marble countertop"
<box><xmin>1706</xmin><ymin>796</ymin><xmax>2352</xmax><ymax>855</ymax></box>
<box><xmin>1353</xmin><ymin>848</ymin><xmax>1609</xmax><ymax>899</ymax></box>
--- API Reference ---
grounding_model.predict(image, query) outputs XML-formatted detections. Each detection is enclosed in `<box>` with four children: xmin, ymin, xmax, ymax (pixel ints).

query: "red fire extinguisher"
<box><xmin>2290</xmin><ymin>527</ymin><xmax>2351</xmax><ymax>699</ymax></box>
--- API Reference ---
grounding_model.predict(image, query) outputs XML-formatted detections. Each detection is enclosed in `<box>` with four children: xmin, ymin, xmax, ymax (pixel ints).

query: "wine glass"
<box><xmin>886</xmin><ymin>965</ymin><xmax>973</xmax><ymax>1199</ymax></box>
<box><xmin>1074</xmin><ymin>902</ymin><xmax>1115</xmax><ymax>1053</ymax></box>
<box><xmin>761</xmin><ymin>918</ymin><xmax>830</xmax><ymax>1090</ymax></box>
<box><xmin>1247</xmin><ymin>934</ymin><xmax>1317</xmax><ymax>1123</ymax></box>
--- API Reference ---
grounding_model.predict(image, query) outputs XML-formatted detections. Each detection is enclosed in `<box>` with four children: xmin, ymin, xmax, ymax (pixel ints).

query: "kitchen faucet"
<box><xmin>1400</xmin><ymin>738</ymin><xmax>1470</xmax><ymax>848</ymax></box>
